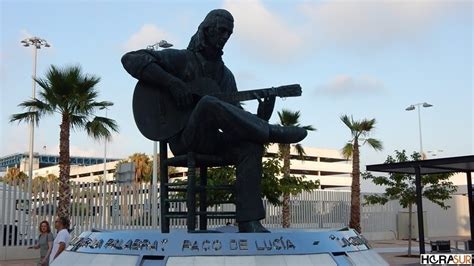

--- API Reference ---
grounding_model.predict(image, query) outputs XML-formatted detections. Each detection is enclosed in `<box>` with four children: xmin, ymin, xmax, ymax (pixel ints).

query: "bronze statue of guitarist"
<box><xmin>122</xmin><ymin>9</ymin><xmax>307</xmax><ymax>233</ymax></box>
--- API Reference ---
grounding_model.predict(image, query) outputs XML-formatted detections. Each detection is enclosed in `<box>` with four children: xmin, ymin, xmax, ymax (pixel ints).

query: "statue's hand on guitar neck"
<box><xmin>255</xmin><ymin>91</ymin><xmax>276</xmax><ymax>122</ymax></box>
<box><xmin>169</xmin><ymin>79</ymin><xmax>193</xmax><ymax>108</ymax></box>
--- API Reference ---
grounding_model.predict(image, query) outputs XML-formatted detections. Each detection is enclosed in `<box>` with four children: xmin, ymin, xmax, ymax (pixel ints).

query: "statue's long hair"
<box><xmin>187</xmin><ymin>9</ymin><xmax>234</xmax><ymax>53</ymax></box>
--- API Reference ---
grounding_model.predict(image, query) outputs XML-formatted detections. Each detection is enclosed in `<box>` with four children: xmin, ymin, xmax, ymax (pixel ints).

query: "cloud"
<box><xmin>223</xmin><ymin>0</ymin><xmax>303</xmax><ymax>63</ymax></box>
<box><xmin>122</xmin><ymin>24</ymin><xmax>173</xmax><ymax>51</ymax></box>
<box><xmin>234</xmin><ymin>71</ymin><xmax>259</xmax><ymax>87</ymax></box>
<box><xmin>298</xmin><ymin>1</ymin><xmax>465</xmax><ymax>49</ymax></box>
<box><xmin>120</xmin><ymin>1</ymin><xmax>468</xmax><ymax>63</ymax></box>
<box><xmin>317</xmin><ymin>75</ymin><xmax>385</xmax><ymax>97</ymax></box>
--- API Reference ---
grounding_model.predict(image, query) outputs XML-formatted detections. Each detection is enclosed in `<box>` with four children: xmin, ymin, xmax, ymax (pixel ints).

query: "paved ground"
<box><xmin>0</xmin><ymin>260</ymin><xmax>36</xmax><ymax>266</ymax></box>
<box><xmin>370</xmin><ymin>239</ymin><xmax>428</xmax><ymax>266</ymax></box>
<box><xmin>0</xmin><ymin>239</ymin><xmax>468</xmax><ymax>266</ymax></box>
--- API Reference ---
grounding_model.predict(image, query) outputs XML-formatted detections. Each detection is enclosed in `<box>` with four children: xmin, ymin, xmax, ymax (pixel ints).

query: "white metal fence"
<box><xmin>0</xmin><ymin>181</ymin><xmax>397</xmax><ymax>247</ymax></box>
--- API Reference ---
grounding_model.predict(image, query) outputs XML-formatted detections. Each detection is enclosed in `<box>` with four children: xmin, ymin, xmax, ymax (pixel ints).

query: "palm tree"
<box><xmin>32</xmin><ymin>174</ymin><xmax>58</xmax><ymax>194</ymax></box>
<box><xmin>3</xmin><ymin>167</ymin><xmax>28</xmax><ymax>184</ymax></box>
<box><xmin>10</xmin><ymin>65</ymin><xmax>118</xmax><ymax>218</ymax></box>
<box><xmin>340</xmin><ymin>114</ymin><xmax>382</xmax><ymax>232</ymax></box>
<box><xmin>277</xmin><ymin>109</ymin><xmax>315</xmax><ymax>228</ymax></box>
<box><xmin>129</xmin><ymin>153</ymin><xmax>152</xmax><ymax>183</ymax></box>
<box><xmin>115</xmin><ymin>153</ymin><xmax>178</xmax><ymax>183</ymax></box>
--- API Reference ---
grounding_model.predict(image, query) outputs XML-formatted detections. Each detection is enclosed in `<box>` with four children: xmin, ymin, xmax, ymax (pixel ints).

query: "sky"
<box><xmin>1</xmin><ymin>0</ymin><xmax>472</xmax><ymax>192</ymax></box>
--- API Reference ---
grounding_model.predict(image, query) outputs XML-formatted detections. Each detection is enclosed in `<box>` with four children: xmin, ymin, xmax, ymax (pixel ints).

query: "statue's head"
<box><xmin>188</xmin><ymin>9</ymin><xmax>234</xmax><ymax>53</ymax></box>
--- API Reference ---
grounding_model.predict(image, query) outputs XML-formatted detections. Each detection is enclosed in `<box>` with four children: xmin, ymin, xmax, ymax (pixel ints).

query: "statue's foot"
<box><xmin>238</xmin><ymin>220</ymin><xmax>270</xmax><ymax>233</ymax></box>
<box><xmin>269</xmin><ymin>125</ymin><xmax>307</xmax><ymax>144</ymax></box>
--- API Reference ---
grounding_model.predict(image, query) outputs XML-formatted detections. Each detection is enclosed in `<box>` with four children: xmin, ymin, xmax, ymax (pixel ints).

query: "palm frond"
<box><xmin>11</xmin><ymin>99</ymin><xmax>53</xmax><ymax>125</ymax></box>
<box><xmin>365</xmin><ymin>138</ymin><xmax>383</xmax><ymax>151</ymax></box>
<box><xmin>293</xmin><ymin>144</ymin><xmax>306</xmax><ymax>159</ymax></box>
<box><xmin>91</xmin><ymin>101</ymin><xmax>114</xmax><ymax>109</ymax></box>
<box><xmin>70</xmin><ymin>115</ymin><xmax>88</xmax><ymax>130</ymax></box>
<box><xmin>17</xmin><ymin>99</ymin><xmax>54</xmax><ymax>113</ymax></box>
<box><xmin>37</xmin><ymin>87</ymin><xmax>60</xmax><ymax>111</ymax></box>
<box><xmin>340</xmin><ymin>115</ymin><xmax>353</xmax><ymax>129</ymax></box>
<box><xmin>10</xmin><ymin>111</ymin><xmax>38</xmax><ymax>124</ymax></box>
<box><xmin>278</xmin><ymin>109</ymin><xmax>301</xmax><ymax>126</ymax></box>
<box><xmin>277</xmin><ymin>109</ymin><xmax>315</xmax><ymax>137</ymax></box>
<box><xmin>360</xmin><ymin>118</ymin><xmax>377</xmax><ymax>132</ymax></box>
<box><xmin>303</xmin><ymin>125</ymin><xmax>316</xmax><ymax>131</ymax></box>
<box><xmin>340</xmin><ymin>114</ymin><xmax>354</xmax><ymax>132</ymax></box>
<box><xmin>76</xmin><ymin>75</ymin><xmax>100</xmax><ymax>94</ymax></box>
<box><xmin>342</xmin><ymin>143</ymin><xmax>353</xmax><ymax>159</ymax></box>
<box><xmin>85</xmin><ymin>116</ymin><xmax>119</xmax><ymax>140</ymax></box>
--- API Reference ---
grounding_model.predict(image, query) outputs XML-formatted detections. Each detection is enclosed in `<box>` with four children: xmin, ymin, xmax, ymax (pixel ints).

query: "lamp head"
<box><xmin>422</xmin><ymin>102</ymin><xmax>433</xmax><ymax>108</ymax></box>
<box><xmin>158</xmin><ymin>40</ymin><xmax>173</xmax><ymax>48</ymax></box>
<box><xmin>405</xmin><ymin>105</ymin><xmax>415</xmax><ymax>111</ymax></box>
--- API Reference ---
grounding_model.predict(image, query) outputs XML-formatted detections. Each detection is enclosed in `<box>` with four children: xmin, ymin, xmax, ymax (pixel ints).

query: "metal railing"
<box><xmin>0</xmin><ymin>181</ymin><xmax>397</xmax><ymax>247</ymax></box>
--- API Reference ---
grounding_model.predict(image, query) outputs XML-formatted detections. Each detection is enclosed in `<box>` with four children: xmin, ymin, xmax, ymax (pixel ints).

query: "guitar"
<box><xmin>132</xmin><ymin>77</ymin><xmax>302</xmax><ymax>141</ymax></box>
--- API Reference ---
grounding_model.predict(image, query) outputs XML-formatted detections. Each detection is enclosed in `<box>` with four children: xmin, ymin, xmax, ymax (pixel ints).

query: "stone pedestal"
<box><xmin>52</xmin><ymin>228</ymin><xmax>387</xmax><ymax>266</ymax></box>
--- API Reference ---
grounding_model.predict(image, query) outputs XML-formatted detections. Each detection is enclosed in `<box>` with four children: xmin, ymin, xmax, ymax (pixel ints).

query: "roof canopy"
<box><xmin>366</xmin><ymin>155</ymin><xmax>474</xmax><ymax>175</ymax></box>
<box><xmin>366</xmin><ymin>154</ymin><xmax>474</xmax><ymax>254</ymax></box>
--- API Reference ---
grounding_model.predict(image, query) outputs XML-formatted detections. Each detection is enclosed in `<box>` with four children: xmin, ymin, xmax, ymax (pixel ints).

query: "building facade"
<box><xmin>0</xmin><ymin>152</ymin><xmax>120</xmax><ymax>173</ymax></box>
<box><xmin>265</xmin><ymin>144</ymin><xmax>351</xmax><ymax>189</ymax></box>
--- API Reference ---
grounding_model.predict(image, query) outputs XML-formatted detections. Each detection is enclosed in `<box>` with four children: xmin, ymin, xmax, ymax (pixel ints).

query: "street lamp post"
<box><xmin>405</xmin><ymin>102</ymin><xmax>433</xmax><ymax>158</ymax></box>
<box><xmin>102</xmin><ymin>108</ymin><xmax>108</xmax><ymax>229</ymax></box>
<box><xmin>21</xmin><ymin>37</ymin><xmax>49</xmax><ymax>239</ymax></box>
<box><xmin>146</xmin><ymin>40</ymin><xmax>173</xmax><ymax>229</ymax></box>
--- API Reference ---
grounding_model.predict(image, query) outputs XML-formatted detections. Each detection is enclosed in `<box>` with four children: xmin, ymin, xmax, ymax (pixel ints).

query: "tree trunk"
<box><xmin>280</xmin><ymin>144</ymin><xmax>291</xmax><ymax>228</ymax></box>
<box><xmin>282</xmin><ymin>193</ymin><xmax>290</xmax><ymax>228</ymax></box>
<box><xmin>349</xmin><ymin>139</ymin><xmax>361</xmax><ymax>233</ymax></box>
<box><xmin>57</xmin><ymin>114</ymin><xmax>71</xmax><ymax>218</ymax></box>
<box><xmin>408</xmin><ymin>203</ymin><xmax>413</xmax><ymax>256</ymax></box>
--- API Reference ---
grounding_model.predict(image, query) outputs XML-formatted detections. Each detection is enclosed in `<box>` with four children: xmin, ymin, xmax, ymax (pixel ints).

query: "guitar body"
<box><xmin>133</xmin><ymin>78</ymin><xmax>221</xmax><ymax>141</ymax></box>
<box><xmin>133</xmin><ymin>81</ymin><xmax>191</xmax><ymax>141</ymax></box>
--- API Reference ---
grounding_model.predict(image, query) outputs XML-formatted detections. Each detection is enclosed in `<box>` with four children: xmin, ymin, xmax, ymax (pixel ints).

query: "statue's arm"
<box><xmin>121</xmin><ymin>50</ymin><xmax>192</xmax><ymax>107</ymax></box>
<box><xmin>121</xmin><ymin>50</ymin><xmax>182</xmax><ymax>89</ymax></box>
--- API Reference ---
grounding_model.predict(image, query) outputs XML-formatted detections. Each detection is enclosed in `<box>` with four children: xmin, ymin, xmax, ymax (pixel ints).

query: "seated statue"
<box><xmin>122</xmin><ymin>9</ymin><xmax>307</xmax><ymax>232</ymax></box>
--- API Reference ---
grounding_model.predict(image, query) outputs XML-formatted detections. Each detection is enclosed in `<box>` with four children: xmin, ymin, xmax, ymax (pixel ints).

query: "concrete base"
<box><xmin>53</xmin><ymin>250</ymin><xmax>386</xmax><ymax>266</ymax></box>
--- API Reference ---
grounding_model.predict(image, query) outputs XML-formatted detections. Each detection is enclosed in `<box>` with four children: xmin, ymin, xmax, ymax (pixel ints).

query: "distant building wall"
<box><xmin>33</xmin><ymin>161</ymin><xmax>119</xmax><ymax>183</ymax></box>
<box><xmin>29</xmin><ymin>144</ymin><xmax>352</xmax><ymax>188</ymax></box>
<box><xmin>422</xmin><ymin>195</ymin><xmax>471</xmax><ymax>238</ymax></box>
<box><xmin>265</xmin><ymin>144</ymin><xmax>352</xmax><ymax>188</ymax></box>
<box><xmin>0</xmin><ymin>152</ymin><xmax>120</xmax><ymax>172</ymax></box>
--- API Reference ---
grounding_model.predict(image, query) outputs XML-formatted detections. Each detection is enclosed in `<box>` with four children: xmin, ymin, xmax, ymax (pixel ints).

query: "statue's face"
<box><xmin>205</xmin><ymin>17</ymin><xmax>233</xmax><ymax>51</ymax></box>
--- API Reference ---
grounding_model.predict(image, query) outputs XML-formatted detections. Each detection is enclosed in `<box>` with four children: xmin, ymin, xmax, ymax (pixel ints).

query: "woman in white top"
<box><xmin>49</xmin><ymin>217</ymin><xmax>71</xmax><ymax>265</ymax></box>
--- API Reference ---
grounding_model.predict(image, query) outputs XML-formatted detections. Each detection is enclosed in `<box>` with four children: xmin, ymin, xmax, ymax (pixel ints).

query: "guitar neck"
<box><xmin>212</xmin><ymin>84</ymin><xmax>302</xmax><ymax>103</ymax></box>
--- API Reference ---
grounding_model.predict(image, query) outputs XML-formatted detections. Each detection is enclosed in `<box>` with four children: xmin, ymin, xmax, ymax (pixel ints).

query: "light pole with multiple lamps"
<box><xmin>405</xmin><ymin>102</ymin><xmax>433</xmax><ymax>159</ymax></box>
<box><xmin>20</xmin><ymin>37</ymin><xmax>50</xmax><ymax>236</ymax></box>
<box><xmin>146</xmin><ymin>40</ymin><xmax>173</xmax><ymax>229</ymax></box>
